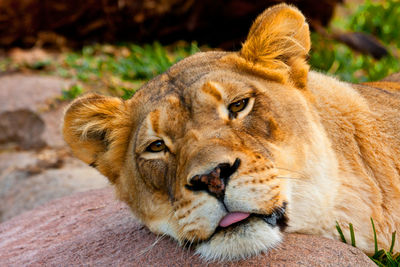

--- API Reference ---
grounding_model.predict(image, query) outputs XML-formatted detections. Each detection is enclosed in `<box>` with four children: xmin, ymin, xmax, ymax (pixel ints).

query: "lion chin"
<box><xmin>195</xmin><ymin>218</ymin><xmax>282</xmax><ymax>261</ymax></box>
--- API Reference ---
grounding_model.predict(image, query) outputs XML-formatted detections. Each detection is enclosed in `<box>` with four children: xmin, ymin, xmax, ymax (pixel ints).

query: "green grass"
<box><xmin>336</xmin><ymin>219</ymin><xmax>400</xmax><ymax>266</ymax></box>
<box><xmin>310</xmin><ymin>0</ymin><xmax>400</xmax><ymax>83</ymax></box>
<box><xmin>348</xmin><ymin>0</ymin><xmax>400</xmax><ymax>49</ymax></box>
<box><xmin>54</xmin><ymin>42</ymin><xmax>200</xmax><ymax>99</ymax></box>
<box><xmin>61</xmin><ymin>84</ymin><xmax>83</xmax><ymax>100</ymax></box>
<box><xmin>60</xmin><ymin>42</ymin><xmax>199</xmax><ymax>81</ymax></box>
<box><xmin>310</xmin><ymin>32</ymin><xmax>400</xmax><ymax>83</ymax></box>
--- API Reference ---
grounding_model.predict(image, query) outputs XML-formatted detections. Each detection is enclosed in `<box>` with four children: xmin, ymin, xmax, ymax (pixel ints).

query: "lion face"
<box><xmin>63</xmin><ymin>4</ymin><xmax>335</xmax><ymax>261</ymax></box>
<box><xmin>126</xmin><ymin>70</ymin><xmax>315</xmax><ymax>260</ymax></box>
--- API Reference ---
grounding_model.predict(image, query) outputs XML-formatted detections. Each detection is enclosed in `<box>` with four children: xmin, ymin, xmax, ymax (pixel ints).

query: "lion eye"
<box><xmin>146</xmin><ymin>140</ymin><xmax>166</xmax><ymax>152</ymax></box>
<box><xmin>228</xmin><ymin>98</ymin><xmax>249</xmax><ymax>114</ymax></box>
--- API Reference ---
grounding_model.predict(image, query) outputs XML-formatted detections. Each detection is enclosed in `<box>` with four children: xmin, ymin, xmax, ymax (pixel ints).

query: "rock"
<box><xmin>0</xmin><ymin>109</ymin><xmax>45</xmax><ymax>149</ymax></box>
<box><xmin>0</xmin><ymin>150</ymin><xmax>110</xmax><ymax>222</ymax></box>
<box><xmin>0</xmin><ymin>74</ymin><xmax>72</xmax><ymax>149</ymax></box>
<box><xmin>0</xmin><ymin>188</ymin><xmax>375</xmax><ymax>266</ymax></box>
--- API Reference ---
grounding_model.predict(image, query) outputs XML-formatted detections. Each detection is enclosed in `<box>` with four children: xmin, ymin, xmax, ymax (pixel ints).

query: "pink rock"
<box><xmin>0</xmin><ymin>188</ymin><xmax>375</xmax><ymax>266</ymax></box>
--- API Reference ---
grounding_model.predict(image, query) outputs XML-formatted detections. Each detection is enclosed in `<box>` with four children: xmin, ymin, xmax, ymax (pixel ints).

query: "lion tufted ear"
<box><xmin>237</xmin><ymin>4</ymin><xmax>311</xmax><ymax>88</ymax></box>
<box><xmin>63</xmin><ymin>94</ymin><xmax>132</xmax><ymax>183</ymax></box>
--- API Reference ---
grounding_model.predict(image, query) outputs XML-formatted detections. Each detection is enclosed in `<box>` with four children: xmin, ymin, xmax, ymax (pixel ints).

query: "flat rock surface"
<box><xmin>0</xmin><ymin>188</ymin><xmax>375</xmax><ymax>266</ymax></box>
<box><xmin>0</xmin><ymin>150</ymin><xmax>110</xmax><ymax>222</ymax></box>
<box><xmin>0</xmin><ymin>74</ymin><xmax>68</xmax><ymax>112</ymax></box>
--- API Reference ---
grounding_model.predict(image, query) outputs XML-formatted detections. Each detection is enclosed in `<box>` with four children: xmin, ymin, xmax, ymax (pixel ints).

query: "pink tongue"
<box><xmin>219</xmin><ymin>212</ymin><xmax>250</xmax><ymax>227</ymax></box>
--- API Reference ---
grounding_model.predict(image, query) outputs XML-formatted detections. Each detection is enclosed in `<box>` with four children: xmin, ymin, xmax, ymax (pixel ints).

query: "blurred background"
<box><xmin>0</xmin><ymin>0</ymin><xmax>399</xmax><ymax>223</ymax></box>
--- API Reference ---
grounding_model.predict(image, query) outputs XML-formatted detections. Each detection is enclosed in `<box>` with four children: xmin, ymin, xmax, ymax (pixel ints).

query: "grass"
<box><xmin>310</xmin><ymin>32</ymin><xmax>400</xmax><ymax>83</ymax></box>
<box><xmin>54</xmin><ymin>42</ymin><xmax>200</xmax><ymax>99</ymax></box>
<box><xmin>61</xmin><ymin>84</ymin><xmax>83</xmax><ymax>100</ymax></box>
<box><xmin>348</xmin><ymin>0</ymin><xmax>400</xmax><ymax>48</ymax></box>
<box><xmin>336</xmin><ymin>219</ymin><xmax>399</xmax><ymax>266</ymax></box>
<box><xmin>310</xmin><ymin>0</ymin><xmax>400</xmax><ymax>83</ymax></box>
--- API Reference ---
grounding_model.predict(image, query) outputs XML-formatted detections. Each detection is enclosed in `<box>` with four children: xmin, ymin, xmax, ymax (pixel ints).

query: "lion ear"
<box><xmin>239</xmin><ymin>4</ymin><xmax>310</xmax><ymax>88</ymax></box>
<box><xmin>63</xmin><ymin>94</ymin><xmax>132</xmax><ymax>183</ymax></box>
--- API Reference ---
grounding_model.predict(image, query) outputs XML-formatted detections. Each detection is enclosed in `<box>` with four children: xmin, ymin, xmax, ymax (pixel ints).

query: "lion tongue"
<box><xmin>219</xmin><ymin>212</ymin><xmax>250</xmax><ymax>227</ymax></box>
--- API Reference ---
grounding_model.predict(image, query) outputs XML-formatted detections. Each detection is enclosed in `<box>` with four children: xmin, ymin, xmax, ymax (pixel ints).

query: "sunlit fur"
<box><xmin>63</xmin><ymin>4</ymin><xmax>400</xmax><ymax>261</ymax></box>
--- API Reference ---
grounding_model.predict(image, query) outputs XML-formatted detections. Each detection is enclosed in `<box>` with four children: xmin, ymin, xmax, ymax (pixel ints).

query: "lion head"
<box><xmin>63</xmin><ymin>4</ymin><xmax>339</xmax><ymax>260</ymax></box>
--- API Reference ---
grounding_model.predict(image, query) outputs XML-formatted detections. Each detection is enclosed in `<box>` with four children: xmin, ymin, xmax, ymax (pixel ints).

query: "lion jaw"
<box><xmin>195</xmin><ymin>217</ymin><xmax>282</xmax><ymax>261</ymax></box>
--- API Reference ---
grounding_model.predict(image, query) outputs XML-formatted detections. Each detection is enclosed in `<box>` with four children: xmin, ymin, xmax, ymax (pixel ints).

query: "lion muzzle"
<box><xmin>185</xmin><ymin>158</ymin><xmax>241</xmax><ymax>200</ymax></box>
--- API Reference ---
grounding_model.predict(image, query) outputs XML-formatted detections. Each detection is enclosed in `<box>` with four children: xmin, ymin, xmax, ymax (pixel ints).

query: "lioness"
<box><xmin>63</xmin><ymin>4</ymin><xmax>400</xmax><ymax>261</ymax></box>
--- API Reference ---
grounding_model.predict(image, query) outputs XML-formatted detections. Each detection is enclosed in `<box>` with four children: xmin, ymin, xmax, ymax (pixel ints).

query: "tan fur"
<box><xmin>63</xmin><ymin>4</ymin><xmax>400</xmax><ymax>261</ymax></box>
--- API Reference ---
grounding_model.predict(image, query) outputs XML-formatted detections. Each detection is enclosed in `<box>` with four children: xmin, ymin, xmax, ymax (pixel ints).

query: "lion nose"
<box><xmin>186</xmin><ymin>158</ymin><xmax>241</xmax><ymax>200</ymax></box>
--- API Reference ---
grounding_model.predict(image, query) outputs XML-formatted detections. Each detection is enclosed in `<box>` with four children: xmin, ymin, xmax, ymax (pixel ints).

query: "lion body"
<box><xmin>289</xmin><ymin>71</ymin><xmax>400</xmax><ymax>253</ymax></box>
<box><xmin>63</xmin><ymin>4</ymin><xmax>400</xmax><ymax>261</ymax></box>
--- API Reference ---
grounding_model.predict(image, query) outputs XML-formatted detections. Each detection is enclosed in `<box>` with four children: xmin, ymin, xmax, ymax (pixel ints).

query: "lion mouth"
<box><xmin>257</xmin><ymin>202</ymin><xmax>288</xmax><ymax>230</ymax></box>
<box><xmin>219</xmin><ymin>202</ymin><xmax>288</xmax><ymax>229</ymax></box>
<box><xmin>183</xmin><ymin>203</ymin><xmax>288</xmax><ymax>249</ymax></box>
<box><xmin>183</xmin><ymin>206</ymin><xmax>288</xmax><ymax>252</ymax></box>
<box><xmin>219</xmin><ymin>212</ymin><xmax>250</xmax><ymax>227</ymax></box>
<box><xmin>209</xmin><ymin>203</ymin><xmax>288</xmax><ymax>238</ymax></box>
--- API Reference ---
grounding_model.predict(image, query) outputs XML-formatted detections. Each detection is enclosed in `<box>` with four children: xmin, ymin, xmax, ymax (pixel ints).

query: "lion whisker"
<box><xmin>137</xmin><ymin>232</ymin><xmax>168</xmax><ymax>257</ymax></box>
<box><xmin>186</xmin><ymin>236</ymin><xmax>196</xmax><ymax>258</ymax></box>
